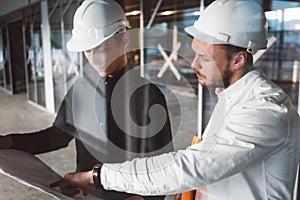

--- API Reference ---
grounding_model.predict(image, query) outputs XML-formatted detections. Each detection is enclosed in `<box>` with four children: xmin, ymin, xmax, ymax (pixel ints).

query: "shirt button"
<box><xmin>106</xmin><ymin>181</ymin><xmax>111</xmax><ymax>186</ymax></box>
<box><xmin>100</xmin><ymin>122</ymin><xmax>103</xmax><ymax>126</ymax></box>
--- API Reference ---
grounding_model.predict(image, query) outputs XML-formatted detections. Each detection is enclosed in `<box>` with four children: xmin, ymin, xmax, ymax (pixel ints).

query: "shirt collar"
<box><xmin>215</xmin><ymin>69</ymin><xmax>260</xmax><ymax>99</ymax></box>
<box><xmin>99</xmin><ymin>65</ymin><xmax>130</xmax><ymax>86</ymax></box>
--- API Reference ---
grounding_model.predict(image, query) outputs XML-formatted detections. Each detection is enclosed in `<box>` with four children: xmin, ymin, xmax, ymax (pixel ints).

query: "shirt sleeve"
<box><xmin>10</xmin><ymin>126</ymin><xmax>73</xmax><ymax>154</ymax></box>
<box><xmin>10</xmin><ymin>88</ymin><xmax>75</xmax><ymax>154</ymax></box>
<box><xmin>100</xmin><ymin>99</ymin><xmax>291</xmax><ymax>196</ymax></box>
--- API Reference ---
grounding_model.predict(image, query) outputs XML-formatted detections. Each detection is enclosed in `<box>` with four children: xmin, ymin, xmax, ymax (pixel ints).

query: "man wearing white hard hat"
<box><xmin>0</xmin><ymin>0</ymin><xmax>173</xmax><ymax>199</ymax></box>
<box><xmin>53</xmin><ymin>0</ymin><xmax>300</xmax><ymax>199</ymax></box>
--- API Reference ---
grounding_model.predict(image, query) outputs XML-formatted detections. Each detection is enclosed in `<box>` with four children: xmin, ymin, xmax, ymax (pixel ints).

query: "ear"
<box><xmin>121</xmin><ymin>32</ymin><xmax>129</xmax><ymax>48</ymax></box>
<box><xmin>231</xmin><ymin>51</ymin><xmax>247</xmax><ymax>70</ymax></box>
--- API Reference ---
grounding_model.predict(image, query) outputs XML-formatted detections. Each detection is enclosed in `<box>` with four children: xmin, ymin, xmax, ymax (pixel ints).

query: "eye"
<box><xmin>196</xmin><ymin>54</ymin><xmax>211</xmax><ymax>62</ymax></box>
<box><xmin>95</xmin><ymin>45</ymin><xmax>108</xmax><ymax>53</ymax></box>
<box><xmin>85</xmin><ymin>50</ymin><xmax>91</xmax><ymax>54</ymax></box>
<box><xmin>202</xmin><ymin>57</ymin><xmax>211</xmax><ymax>62</ymax></box>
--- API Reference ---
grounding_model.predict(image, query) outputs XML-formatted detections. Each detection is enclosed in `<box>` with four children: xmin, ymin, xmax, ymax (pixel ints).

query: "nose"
<box><xmin>191</xmin><ymin>56</ymin><xmax>202</xmax><ymax>71</ymax></box>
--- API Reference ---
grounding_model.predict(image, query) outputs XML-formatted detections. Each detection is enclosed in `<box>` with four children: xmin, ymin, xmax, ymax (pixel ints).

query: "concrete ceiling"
<box><xmin>0</xmin><ymin>0</ymin><xmax>40</xmax><ymax>17</ymax></box>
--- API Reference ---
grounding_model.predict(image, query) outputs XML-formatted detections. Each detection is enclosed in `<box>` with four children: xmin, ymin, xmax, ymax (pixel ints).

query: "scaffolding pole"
<box><xmin>140</xmin><ymin>0</ymin><xmax>144</xmax><ymax>77</ymax></box>
<box><xmin>198</xmin><ymin>0</ymin><xmax>205</xmax><ymax>137</ymax></box>
<box><xmin>146</xmin><ymin>0</ymin><xmax>163</xmax><ymax>29</ymax></box>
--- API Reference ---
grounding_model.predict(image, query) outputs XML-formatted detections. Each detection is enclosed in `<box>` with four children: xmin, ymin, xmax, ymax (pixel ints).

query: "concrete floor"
<box><xmin>0</xmin><ymin>91</ymin><xmax>76</xmax><ymax>200</ymax></box>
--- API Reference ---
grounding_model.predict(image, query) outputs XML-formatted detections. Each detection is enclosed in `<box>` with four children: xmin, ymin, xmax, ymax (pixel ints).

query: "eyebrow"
<box><xmin>192</xmin><ymin>46</ymin><xmax>211</xmax><ymax>59</ymax></box>
<box><xmin>196</xmin><ymin>52</ymin><xmax>207</xmax><ymax>57</ymax></box>
<box><xmin>191</xmin><ymin>43</ymin><xmax>206</xmax><ymax>55</ymax></box>
<box><xmin>95</xmin><ymin>44</ymin><xmax>109</xmax><ymax>51</ymax></box>
<box><xmin>194</xmin><ymin>49</ymin><xmax>209</xmax><ymax>57</ymax></box>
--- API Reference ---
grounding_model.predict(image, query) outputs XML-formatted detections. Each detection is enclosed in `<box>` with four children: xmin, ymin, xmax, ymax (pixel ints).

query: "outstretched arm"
<box><xmin>52</xmin><ymin>102</ymin><xmax>291</xmax><ymax>197</ymax></box>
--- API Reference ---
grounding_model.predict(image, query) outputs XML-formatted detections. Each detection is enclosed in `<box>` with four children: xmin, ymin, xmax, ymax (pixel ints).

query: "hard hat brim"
<box><xmin>185</xmin><ymin>26</ymin><xmax>227</xmax><ymax>45</ymax></box>
<box><xmin>67</xmin><ymin>34</ymin><xmax>112</xmax><ymax>52</ymax></box>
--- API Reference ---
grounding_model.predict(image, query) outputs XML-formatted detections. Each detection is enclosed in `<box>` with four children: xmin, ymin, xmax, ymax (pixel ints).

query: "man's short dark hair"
<box><xmin>224</xmin><ymin>45</ymin><xmax>253</xmax><ymax>69</ymax></box>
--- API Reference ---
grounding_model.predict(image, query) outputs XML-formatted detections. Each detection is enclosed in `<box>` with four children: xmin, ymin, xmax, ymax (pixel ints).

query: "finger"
<box><xmin>83</xmin><ymin>188</ymin><xmax>89</xmax><ymax>196</ymax></box>
<box><xmin>62</xmin><ymin>187</ymin><xmax>80</xmax><ymax>197</ymax></box>
<box><xmin>177</xmin><ymin>193</ymin><xmax>182</xmax><ymax>200</ymax></box>
<box><xmin>49</xmin><ymin>179</ymin><xmax>63</xmax><ymax>188</ymax></box>
<box><xmin>174</xmin><ymin>193</ymin><xmax>182</xmax><ymax>200</ymax></box>
<box><xmin>125</xmin><ymin>195</ymin><xmax>145</xmax><ymax>200</ymax></box>
<box><xmin>60</xmin><ymin>181</ymin><xmax>80</xmax><ymax>197</ymax></box>
<box><xmin>0</xmin><ymin>136</ymin><xmax>12</xmax><ymax>149</ymax></box>
<box><xmin>82</xmin><ymin>184</ymin><xmax>95</xmax><ymax>196</ymax></box>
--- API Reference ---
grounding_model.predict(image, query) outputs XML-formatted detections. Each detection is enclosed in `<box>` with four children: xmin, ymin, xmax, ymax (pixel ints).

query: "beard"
<box><xmin>222</xmin><ymin>67</ymin><xmax>234</xmax><ymax>88</ymax></box>
<box><xmin>194</xmin><ymin>61</ymin><xmax>235</xmax><ymax>89</ymax></box>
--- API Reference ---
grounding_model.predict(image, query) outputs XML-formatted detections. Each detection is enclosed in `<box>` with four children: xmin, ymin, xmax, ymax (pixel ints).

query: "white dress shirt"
<box><xmin>100</xmin><ymin>69</ymin><xmax>300</xmax><ymax>200</ymax></box>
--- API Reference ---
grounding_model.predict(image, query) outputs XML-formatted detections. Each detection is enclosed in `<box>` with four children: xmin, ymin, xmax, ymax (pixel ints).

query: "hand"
<box><xmin>0</xmin><ymin>135</ymin><xmax>12</xmax><ymax>149</ymax></box>
<box><xmin>50</xmin><ymin>179</ymin><xmax>81</xmax><ymax>197</ymax></box>
<box><xmin>125</xmin><ymin>195</ymin><xmax>144</xmax><ymax>200</ymax></box>
<box><xmin>174</xmin><ymin>193</ymin><xmax>182</xmax><ymax>200</ymax></box>
<box><xmin>50</xmin><ymin>170</ymin><xmax>95</xmax><ymax>197</ymax></box>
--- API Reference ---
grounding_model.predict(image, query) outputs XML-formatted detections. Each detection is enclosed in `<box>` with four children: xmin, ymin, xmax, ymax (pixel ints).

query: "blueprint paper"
<box><xmin>0</xmin><ymin>149</ymin><xmax>100</xmax><ymax>200</ymax></box>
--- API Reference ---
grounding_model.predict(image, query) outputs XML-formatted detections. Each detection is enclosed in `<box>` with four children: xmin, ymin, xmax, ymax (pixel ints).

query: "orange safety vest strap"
<box><xmin>173</xmin><ymin>136</ymin><xmax>201</xmax><ymax>200</ymax></box>
<box><xmin>192</xmin><ymin>135</ymin><xmax>201</xmax><ymax>145</ymax></box>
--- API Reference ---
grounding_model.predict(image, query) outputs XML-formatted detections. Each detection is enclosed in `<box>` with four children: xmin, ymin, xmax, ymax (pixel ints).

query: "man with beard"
<box><xmin>51</xmin><ymin>0</ymin><xmax>300</xmax><ymax>199</ymax></box>
<box><xmin>0</xmin><ymin>0</ymin><xmax>173</xmax><ymax>199</ymax></box>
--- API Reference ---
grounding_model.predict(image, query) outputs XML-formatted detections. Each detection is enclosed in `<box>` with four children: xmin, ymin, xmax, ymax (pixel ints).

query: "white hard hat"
<box><xmin>67</xmin><ymin>0</ymin><xmax>130</xmax><ymax>52</ymax></box>
<box><xmin>185</xmin><ymin>0</ymin><xmax>268</xmax><ymax>53</ymax></box>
